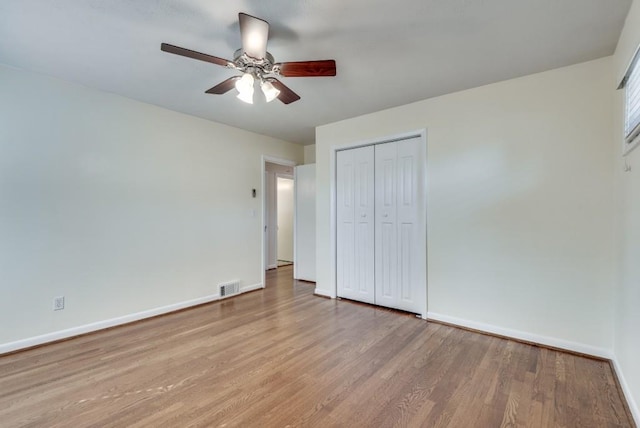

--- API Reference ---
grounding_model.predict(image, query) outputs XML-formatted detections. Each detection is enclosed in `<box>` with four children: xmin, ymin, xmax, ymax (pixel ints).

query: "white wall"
<box><xmin>0</xmin><ymin>64</ymin><xmax>303</xmax><ymax>348</ymax></box>
<box><xmin>316</xmin><ymin>58</ymin><xmax>615</xmax><ymax>354</ymax></box>
<box><xmin>304</xmin><ymin>145</ymin><xmax>316</xmax><ymax>164</ymax></box>
<box><xmin>613</xmin><ymin>0</ymin><xmax>640</xmax><ymax>422</ymax></box>
<box><xmin>277</xmin><ymin>177</ymin><xmax>294</xmax><ymax>262</ymax></box>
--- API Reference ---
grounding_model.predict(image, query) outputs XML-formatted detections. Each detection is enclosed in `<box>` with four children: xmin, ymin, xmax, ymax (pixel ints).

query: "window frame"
<box><xmin>619</xmin><ymin>43</ymin><xmax>640</xmax><ymax>156</ymax></box>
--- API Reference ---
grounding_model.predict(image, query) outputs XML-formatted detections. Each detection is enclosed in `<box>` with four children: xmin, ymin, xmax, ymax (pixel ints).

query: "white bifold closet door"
<box><xmin>336</xmin><ymin>145</ymin><xmax>375</xmax><ymax>304</ymax></box>
<box><xmin>374</xmin><ymin>137</ymin><xmax>426</xmax><ymax>314</ymax></box>
<box><xmin>337</xmin><ymin>136</ymin><xmax>426</xmax><ymax>315</ymax></box>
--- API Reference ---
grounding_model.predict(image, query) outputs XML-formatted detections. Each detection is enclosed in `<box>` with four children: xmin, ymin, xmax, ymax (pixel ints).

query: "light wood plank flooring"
<box><xmin>0</xmin><ymin>265</ymin><xmax>634</xmax><ymax>427</ymax></box>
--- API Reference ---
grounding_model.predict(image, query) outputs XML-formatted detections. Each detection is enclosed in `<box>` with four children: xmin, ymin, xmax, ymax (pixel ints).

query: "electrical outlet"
<box><xmin>53</xmin><ymin>296</ymin><xmax>65</xmax><ymax>311</ymax></box>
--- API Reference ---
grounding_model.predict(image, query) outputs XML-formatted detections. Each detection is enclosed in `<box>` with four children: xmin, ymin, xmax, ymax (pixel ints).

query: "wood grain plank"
<box><xmin>0</xmin><ymin>265</ymin><xmax>634</xmax><ymax>427</ymax></box>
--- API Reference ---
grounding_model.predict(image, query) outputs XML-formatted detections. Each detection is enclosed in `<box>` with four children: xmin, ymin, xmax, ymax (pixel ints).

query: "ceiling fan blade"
<box><xmin>266</xmin><ymin>78</ymin><xmax>301</xmax><ymax>104</ymax></box>
<box><xmin>276</xmin><ymin>60</ymin><xmax>336</xmax><ymax>77</ymax></box>
<box><xmin>205</xmin><ymin>76</ymin><xmax>241</xmax><ymax>94</ymax></box>
<box><xmin>161</xmin><ymin>43</ymin><xmax>231</xmax><ymax>67</ymax></box>
<box><xmin>239</xmin><ymin>13</ymin><xmax>269</xmax><ymax>59</ymax></box>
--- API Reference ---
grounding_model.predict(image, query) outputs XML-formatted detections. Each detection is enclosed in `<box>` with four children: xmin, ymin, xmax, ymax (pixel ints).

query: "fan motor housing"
<box><xmin>232</xmin><ymin>49</ymin><xmax>276</xmax><ymax>76</ymax></box>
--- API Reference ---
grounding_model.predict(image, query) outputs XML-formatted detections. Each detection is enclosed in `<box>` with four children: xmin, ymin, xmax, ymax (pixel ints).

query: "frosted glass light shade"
<box><xmin>235</xmin><ymin>73</ymin><xmax>254</xmax><ymax>93</ymax></box>
<box><xmin>261</xmin><ymin>80</ymin><xmax>280</xmax><ymax>103</ymax></box>
<box><xmin>235</xmin><ymin>73</ymin><xmax>255</xmax><ymax>103</ymax></box>
<box><xmin>236</xmin><ymin>87</ymin><xmax>254</xmax><ymax>104</ymax></box>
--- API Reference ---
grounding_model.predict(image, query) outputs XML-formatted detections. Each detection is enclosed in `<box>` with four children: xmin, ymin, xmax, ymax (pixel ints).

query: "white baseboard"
<box><xmin>314</xmin><ymin>287</ymin><xmax>334</xmax><ymax>298</ymax></box>
<box><xmin>611</xmin><ymin>357</ymin><xmax>640</xmax><ymax>426</ymax></box>
<box><xmin>0</xmin><ymin>283</ymin><xmax>262</xmax><ymax>355</ymax></box>
<box><xmin>426</xmin><ymin>312</ymin><xmax>613</xmax><ymax>359</ymax></box>
<box><xmin>241</xmin><ymin>283</ymin><xmax>263</xmax><ymax>293</ymax></box>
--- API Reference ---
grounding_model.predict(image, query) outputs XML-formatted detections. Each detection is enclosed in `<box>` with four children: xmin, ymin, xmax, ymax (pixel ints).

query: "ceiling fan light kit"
<box><xmin>161</xmin><ymin>12</ymin><xmax>336</xmax><ymax>105</ymax></box>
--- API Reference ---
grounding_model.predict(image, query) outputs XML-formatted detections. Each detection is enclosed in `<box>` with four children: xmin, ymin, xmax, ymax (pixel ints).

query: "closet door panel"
<box><xmin>337</xmin><ymin>149</ymin><xmax>355</xmax><ymax>298</ymax></box>
<box><xmin>375</xmin><ymin>142</ymin><xmax>398</xmax><ymax>308</ymax></box>
<box><xmin>337</xmin><ymin>146</ymin><xmax>375</xmax><ymax>303</ymax></box>
<box><xmin>396</xmin><ymin>137</ymin><xmax>426</xmax><ymax>314</ymax></box>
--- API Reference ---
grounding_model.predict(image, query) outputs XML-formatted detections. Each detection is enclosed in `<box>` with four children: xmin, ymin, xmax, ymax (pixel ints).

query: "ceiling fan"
<box><xmin>161</xmin><ymin>13</ymin><xmax>336</xmax><ymax>105</ymax></box>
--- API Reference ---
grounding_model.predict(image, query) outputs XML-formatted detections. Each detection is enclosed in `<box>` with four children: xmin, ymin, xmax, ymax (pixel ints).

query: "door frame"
<box><xmin>261</xmin><ymin>156</ymin><xmax>297</xmax><ymax>288</ymax></box>
<box><xmin>329</xmin><ymin>129</ymin><xmax>428</xmax><ymax>318</ymax></box>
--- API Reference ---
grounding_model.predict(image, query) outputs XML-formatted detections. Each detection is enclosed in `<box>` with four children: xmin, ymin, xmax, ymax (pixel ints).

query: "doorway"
<box><xmin>276</xmin><ymin>177</ymin><xmax>294</xmax><ymax>267</ymax></box>
<box><xmin>263</xmin><ymin>158</ymin><xmax>296</xmax><ymax>283</ymax></box>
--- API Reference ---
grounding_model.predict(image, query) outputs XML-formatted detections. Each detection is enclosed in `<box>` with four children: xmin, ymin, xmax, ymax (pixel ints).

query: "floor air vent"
<box><xmin>219</xmin><ymin>281</ymin><xmax>240</xmax><ymax>298</ymax></box>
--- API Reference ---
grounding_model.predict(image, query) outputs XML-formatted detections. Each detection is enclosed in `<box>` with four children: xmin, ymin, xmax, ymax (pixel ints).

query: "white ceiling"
<box><xmin>0</xmin><ymin>0</ymin><xmax>632</xmax><ymax>145</ymax></box>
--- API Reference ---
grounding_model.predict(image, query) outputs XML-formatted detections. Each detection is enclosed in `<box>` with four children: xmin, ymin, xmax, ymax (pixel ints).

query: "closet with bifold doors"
<box><xmin>336</xmin><ymin>135</ymin><xmax>427</xmax><ymax>316</ymax></box>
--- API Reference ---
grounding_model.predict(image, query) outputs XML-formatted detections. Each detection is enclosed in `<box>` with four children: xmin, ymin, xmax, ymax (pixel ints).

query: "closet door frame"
<box><xmin>329</xmin><ymin>129</ymin><xmax>428</xmax><ymax>319</ymax></box>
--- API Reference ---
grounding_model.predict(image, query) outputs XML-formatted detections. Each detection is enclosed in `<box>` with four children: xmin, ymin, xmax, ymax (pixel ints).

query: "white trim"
<box><xmin>623</xmin><ymin>131</ymin><xmax>640</xmax><ymax>156</ymax></box>
<box><xmin>240</xmin><ymin>283</ymin><xmax>263</xmax><ymax>293</ymax></box>
<box><xmin>276</xmin><ymin>172</ymin><xmax>294</xmax><ymax>179</ymax></box>
<box><xmin>261</xmin><ymin>157</ymin><xmax>267</xmax><ymax>288</ymax></box>
<box><xmin>313</xmin><ymin>287</ymin><xmax>334</xmax><ymax>298</ymax></box>
<box><xmin>611</xmin><ymin>357</ymin><xmax>640</xmax><ymax>426</ymax></box>
<box><xmin>293</xmin><ymin>166</ymin><xmax>298</xmax><ymax>279</ymax></box>
<box><xmin>263</xmin><ymin>156</ymin><xmax>297</xmax><ymax>167</ymax></box>
<box><xmin>617</xmin><ymin>43</ymin><xmax>640</xmax><ymax>89</ymax></box>
<box><xmin>0</xmin><ymin>284</ymin><xmax>262</xmax><ymax>355</ymax></box>
<box><xmin>327</xmin><ymin>146</ymin><xmax>338</xmax><ymax>298</ymax></box>
<box><xmin>426</xmin><ymin>312</ymin><xmax>613</xmax><ymax>359</ymax></box>
<box><xmin>421</xmin><ymin>130</ymin><xmax>429</xmax><ymax>318</ymax></box>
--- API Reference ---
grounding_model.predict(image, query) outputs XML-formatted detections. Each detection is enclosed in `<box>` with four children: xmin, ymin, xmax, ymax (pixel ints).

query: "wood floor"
<box><xmin>0</xmin><ymin>265</ymin><xmax>634</xmax><ymax>427</ymax></box>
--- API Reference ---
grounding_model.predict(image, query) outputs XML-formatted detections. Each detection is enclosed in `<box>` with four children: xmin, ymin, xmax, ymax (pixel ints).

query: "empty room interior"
<box><xmin>1</xmin><ymin>1</ymin><xmax>640</xmax><ymax>426</ymax></box>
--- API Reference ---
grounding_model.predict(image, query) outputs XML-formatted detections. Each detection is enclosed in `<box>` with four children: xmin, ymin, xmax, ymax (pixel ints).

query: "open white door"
<box><xmin>294</xmin><ymin>164</ymin><xmax>316</xmax><ymax>281</ymax></box>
